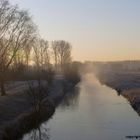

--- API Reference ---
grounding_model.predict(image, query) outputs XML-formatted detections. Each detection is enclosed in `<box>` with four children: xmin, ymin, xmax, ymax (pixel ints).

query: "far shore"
<box><xmin>95</xmin><ymin>70</ymin><xmax>140</xmax><ymax>115</ymax></box>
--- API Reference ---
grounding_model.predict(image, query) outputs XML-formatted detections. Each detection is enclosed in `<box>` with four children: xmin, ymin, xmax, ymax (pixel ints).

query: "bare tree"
<box><xmin>32</xmin><ymin>38</ymin><xmax>55</xmax><ymax>87</ymax></box>
<box><xmin>52</xmin><ymin>41</ymin><xmax>59</xmax><ymax>70</ymax></box>
<box><xmin>33</xmin><ymin>38</ymin><xmax>50</xmax><ymax>70</ymax></box>
<box><xmin>24</xmin><ymin>44</ymin><xmax>32</xmax><ymax>67</ymax></box>
<box><xmin>0</xmin><ymin>0</ymin><xmax>37</xmax><ymax>96</ymax></box>
<box><xmin>52</xmin><ymin>40</ymin><xmax>72</xmax><ymax>72</ymax></box>
<box><xmin>22</xmin><ymin>21</ymin><xmax>37</xmax><ymax>67</ymax></box>
<box><xmin>26</xmin><ymin>38</ymin><xmax>52</xmax><ymax>107</ymax></box>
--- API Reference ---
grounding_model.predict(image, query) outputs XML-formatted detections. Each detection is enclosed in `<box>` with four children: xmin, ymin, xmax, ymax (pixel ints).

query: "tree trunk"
<box><xmin>0</xmin><ymin>80</ymin><xmax>6</xmax><ymax>96</ymax></box>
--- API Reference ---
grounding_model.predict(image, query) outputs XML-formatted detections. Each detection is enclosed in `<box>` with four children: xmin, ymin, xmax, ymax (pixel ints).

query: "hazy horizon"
<box><xmin>10</xmin><ymin>0</ymin><xmax>140</xmax><ymax>61</ymax></box>
<box><xmin>1</xmin><ymin>1</ymin><xmax>140</xmax><ymax>139</ymax></box>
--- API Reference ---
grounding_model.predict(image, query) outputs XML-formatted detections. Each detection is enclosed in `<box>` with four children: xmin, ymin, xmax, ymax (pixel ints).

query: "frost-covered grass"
<box><xmin>0</xmin><ymin>74</ymin><xmax>80</xmax><ymax>139</ymax></box>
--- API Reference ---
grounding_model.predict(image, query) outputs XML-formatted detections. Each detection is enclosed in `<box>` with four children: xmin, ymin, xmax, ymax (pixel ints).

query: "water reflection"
<box><xmin>23</xmin><ymin>86</ymin><xmax>80</xmax><ymax>140</ymax></box>
<box><xmin>59</xmin><ymin>87</ymin><xmax>80</xmax><ymax>109</ymax></box>
<box><xmin>23</xmin><ymin>123</ymin><xmax>50</xmax><ymax>140</ymax></box>
<box><xmin>23</xmin><ymin>74</ymin><xmax>140</xmax><ymax>140</ymax></box>
<box><xmin>46</xmin><ymin>74</ymin><xmax>140</xmax><ymax>140</ymax></box>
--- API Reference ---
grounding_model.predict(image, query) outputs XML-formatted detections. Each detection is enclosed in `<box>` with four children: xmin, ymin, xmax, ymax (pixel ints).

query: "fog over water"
<box><xmin>23</xmin><ymin>73</ymin><xmax>140</xmax><ymax>140</ymax></box>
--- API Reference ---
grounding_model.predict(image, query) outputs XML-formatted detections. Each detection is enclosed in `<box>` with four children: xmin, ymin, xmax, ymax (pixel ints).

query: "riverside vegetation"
<box><xmin>0</xmin><ymin>0</ymin><xmax>81</xmax><ymax>139</ymax></box>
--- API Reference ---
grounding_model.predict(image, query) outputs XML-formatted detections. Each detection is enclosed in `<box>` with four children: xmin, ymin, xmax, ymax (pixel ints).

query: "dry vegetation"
<box><xmin>0</xmin><ymin>0</ymin><xmax>81</xmax><ymax>139</ymax></box>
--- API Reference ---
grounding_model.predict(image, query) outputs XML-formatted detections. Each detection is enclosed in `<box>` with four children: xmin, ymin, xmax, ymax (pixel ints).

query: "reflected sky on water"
<box><xmin>23</xmin><ymin>73</ymin><xmax>140</xmax><ymax>140</ymax></box>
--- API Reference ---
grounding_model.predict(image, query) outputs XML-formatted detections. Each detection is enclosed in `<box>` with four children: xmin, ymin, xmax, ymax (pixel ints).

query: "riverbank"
<box><xmin>26</xmin><ymin>73</ymin><xmax>140</xmax><ymax>140</ymax></box>
<box><xmin>95</xmin><ymin>71</ymin><xmax>140</xmax><ymax>115</ymax></box>
<box><xmin>0</xmin><ymin>77</ymin><xmax>80</xmax><ymax>140</ymax></box>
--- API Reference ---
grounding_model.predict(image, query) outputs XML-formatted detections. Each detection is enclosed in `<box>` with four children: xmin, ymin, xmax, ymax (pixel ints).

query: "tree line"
<box><xmin>0</xmin><ymin>0</ymin><xmax>79</xmax><ymax>96</ymax></box>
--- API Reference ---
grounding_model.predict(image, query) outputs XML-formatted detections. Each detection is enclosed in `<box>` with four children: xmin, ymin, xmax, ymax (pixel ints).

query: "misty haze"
<box><xmin>0</xmin><ymin>0</ymin><xmax>140</xmax><ymax>140</ymax></box>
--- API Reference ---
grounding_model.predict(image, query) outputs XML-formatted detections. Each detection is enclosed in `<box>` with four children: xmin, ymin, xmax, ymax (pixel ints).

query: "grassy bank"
<box><xmin>0</xmin><ymin>74</ymin><xmax>80</xmax><ymax>140</ymax></box>
<box><xmin>95</xmin><ymin>71</ymin><xmax>140</xmax><ymax>115</ymax></box>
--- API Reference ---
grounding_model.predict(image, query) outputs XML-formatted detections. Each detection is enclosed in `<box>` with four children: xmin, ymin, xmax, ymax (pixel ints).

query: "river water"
<box><xmin>23</xmin><ymin>73</ymin><xmax>140</xmax><ymax>140</ymax></box>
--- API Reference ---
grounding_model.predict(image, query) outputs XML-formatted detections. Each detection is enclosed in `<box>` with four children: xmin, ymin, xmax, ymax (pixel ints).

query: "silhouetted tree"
<box><xmin>52</xmin><ymin>41</ymin><xmax>59</xmax><ymax>70</ymax></box>
<box><xmin>33</xmin><ymin>38</ymin><xmax>50</xmax><ymax>70</ymax></box>
<box><xmin>0</xmin><ymin>0</ymin><xmax>37</xmax><ymax>95</ymax></box>
<box><xmin>52</xmin><ymin>40</ymin><xmax>72</xmax><ymax>72</ymax></box>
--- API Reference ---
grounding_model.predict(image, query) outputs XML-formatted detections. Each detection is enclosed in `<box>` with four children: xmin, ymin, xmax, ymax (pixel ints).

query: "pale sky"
<box><xmin>10</xmin><ymin>0</ymin><xmax>140</xmax><ymax>61</ymax></box>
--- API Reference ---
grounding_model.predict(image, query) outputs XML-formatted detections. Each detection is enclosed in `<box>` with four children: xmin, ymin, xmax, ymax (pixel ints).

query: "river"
<box><xmin>23</xmin><ymin>73</ymin><xmax>140</xmax><ymax>140</ymax></box>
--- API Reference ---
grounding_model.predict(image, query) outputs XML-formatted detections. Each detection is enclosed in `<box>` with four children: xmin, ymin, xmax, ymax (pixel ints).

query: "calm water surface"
<box><xmin>23</xmin><ymin>73</ymin><xmax>140</xmax><ymax>140</ymax></box>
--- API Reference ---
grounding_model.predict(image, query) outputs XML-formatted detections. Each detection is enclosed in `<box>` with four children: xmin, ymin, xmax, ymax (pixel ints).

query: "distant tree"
<box><xmin>63</xmin><ymin>61</ymin><xmax>81</xmax><ymax>84</ymax></box>
<box><xmin>33</xmin><ymin>38</ymin><xmax>50</xmax><ymax>70</ymax></box>
<box><xmin>23</xmin><ymin>33</ymin><xmax>36</xmax><ymax>68</ymax></box>
<box><xmin>52</xmin><ymin>41</ymin><xmax>59</xmax><ymax>70</ymax></box>
<box><xmin>31</xmin><ymin>38</ymin><xmax>53</xmax><ymax>101</ymax></box>
<box><xmin>32</xmin><ymin>38</ymin><xmax>54</xmax><ymax>83</ymax></box>
<box><xmin>52</xmin><ymin>40</ymin><xmax>72</xmax><ymax>72</ymax></box>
